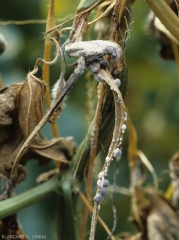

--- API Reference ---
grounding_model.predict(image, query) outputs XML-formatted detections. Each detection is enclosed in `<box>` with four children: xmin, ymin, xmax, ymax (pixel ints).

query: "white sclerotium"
<box><xmin>97</xmin><ymin>179</ymin><xmax>102</xmax><ymax>187</ymax></box>
<box><xmin>113</xmin><ymin>148</ymin><xmax>122</xmax><ymax>158</ymax></box>
<box><xmin>122</xmin><ymin>124</ymin><xmax>127</xmax><ymax>133</ymax></box>
<box><xmin>124</xmin><ymin>112</ymin><xmax>127</xmax><ymax>122</ymax></box>
<box><xmin>65</xmin><ymin>40</ymin><xmax>122</xmax><ymax>62</ymax></box>
<box><xmin>114</xmin><ymin>78</ymin><xmax>121</xmax><ymax>87</ymax></box>
<box><xmin>104</xmin><ymin>168</ymin><xmax>107</xmax><ymax>176</ymax></box>
<box><xmin>105</xmin><ymin>156</ymin><xmax>110</xmax><ymax>163</ymax></box>
<box><xmin>98</xmin><ymin>171</ymin><xmax>105</xmax><ymax>179</ymax></box>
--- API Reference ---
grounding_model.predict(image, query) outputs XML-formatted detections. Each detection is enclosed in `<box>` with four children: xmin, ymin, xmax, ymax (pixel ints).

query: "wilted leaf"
<box><xmin>0</xmin><ymin>86</ymin><xmax>25</xmax><ymax>180</ymax></box>
<box><xmin>146</xmin><ymin>189</ymin><xmax>179</xmax><ymax>240</ymax></box>
<box><xmin>0</xmin><ymin>75</ymin><xmax>76</xmax><ymax>184</ymax></box>
<box><xmin>0</xmin><ymin>110</ymin><xmax>27</xmax><ymax>182</ymax></box>
<box><xmin>16</xmin><ymin>72</ymin><xmax>45</xmax><ymax>138</ymax></box>
<box><xmin>36</xmin><ymin>168</ymin><xmax>59</xmax><ymax>183</ymax></box>
<box><xmin>169</xmin><ymin>151</ymin><xmax>179</xmax><ymax>214</ymax></box>
<box><xmin>32</xmin><ymin>136</ymin><xmax>76</xmax><ymax>163</ymax></box>
<box><xmin>0</xmin><ymin>214</ymin><xmax>27</xmax><ymax>240</ymax></box>
<box><xmin>0</xmin><ymin>87</ymin><xmax>16</xmax><ymax>126</ymax></box>
<box><xmin>3</xmin><ymin>164</ymin><xmax>27</xmax><ymax>185</ymax></box>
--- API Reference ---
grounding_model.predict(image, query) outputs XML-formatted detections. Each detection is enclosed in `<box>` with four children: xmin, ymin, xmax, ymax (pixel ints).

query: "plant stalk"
<box><xmin>0</xmin><ymin>177</ymin><xmax>59</xmax><ymax>219</ymax></box>
<box><xmin>42</xmin><ymin>0</ymin><xmax>59</xmax><ymax>139</ymax></box>
<box><xmin>145</xmin><ymin>0</ymin><xmax>179</xmax><ymax>42</ymax></box>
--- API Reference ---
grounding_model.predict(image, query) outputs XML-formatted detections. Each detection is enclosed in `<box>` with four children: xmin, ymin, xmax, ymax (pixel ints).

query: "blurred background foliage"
<box><xmin>0</xmin><ymin>0</ymin><xmax>178</xmax><ymax>239</ymax></box>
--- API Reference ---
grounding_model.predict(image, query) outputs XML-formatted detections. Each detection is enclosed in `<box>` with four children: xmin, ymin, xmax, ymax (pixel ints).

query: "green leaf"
<box><xmin>77</xmin><ymin>0</ymin><xmax>100</xmax><ymax>11</ymax></box>
<box><xmin>145</xmin><ymin>0</ymin><xmax>179</xmax><ymax>42</ymax></box>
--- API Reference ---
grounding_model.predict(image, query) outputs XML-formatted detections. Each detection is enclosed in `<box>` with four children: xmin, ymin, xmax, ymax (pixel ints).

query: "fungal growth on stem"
<box><xmin>2</xmin><ymin>0</ymin><xmax>178</xmax><ymax>239</ymax></box>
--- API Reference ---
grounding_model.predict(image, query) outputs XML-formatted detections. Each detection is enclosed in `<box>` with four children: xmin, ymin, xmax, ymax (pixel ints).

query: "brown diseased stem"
<box><xmin>78</xmin><ymin>190</ymin><xmax>115</xmax><ymax>240</ymax></box>
<box><xmin>80</xmin><ymin>83</ymin><xmax>107</xmax><ymax>240</ymax></box>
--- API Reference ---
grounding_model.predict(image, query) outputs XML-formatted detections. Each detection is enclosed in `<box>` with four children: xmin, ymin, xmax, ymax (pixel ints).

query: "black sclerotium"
<box><xmin>102</xmin><ymin>179</ymin><xmax>109</xmax><ymax>188</ymax></box>
<box><xmin>94</xmin><ymin>194</ymin><xmax>104</xmax><ymax>204</ymax></box>
<box><xmin>99</xmin><ymin>58</ymin><xmax>109</xmax><ymax>69</ymax></box>
<box><xmin>100</xmin><ymin>187</ymin><xmax>107</xmax><ymax>196</ymax></box>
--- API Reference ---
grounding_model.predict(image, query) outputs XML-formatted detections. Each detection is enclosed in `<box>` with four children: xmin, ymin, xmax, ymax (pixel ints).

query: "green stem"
<box><xmin>0</xmin><ymin>177</ymin><xmax>59</xmax><ymax>219</ymax></box>
<box><xmin>59</xmin><ymin>179</ymin><xmax>77</xmax><ymax>240</ymax></box>
<box><xmin>145</xmin><ymin>0</ymin><xmax>179</xmax><ymax>42</ymax></box>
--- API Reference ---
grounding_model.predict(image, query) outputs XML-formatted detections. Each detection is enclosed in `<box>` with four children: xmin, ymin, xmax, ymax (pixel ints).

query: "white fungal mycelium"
<box><xmin>114</xmin><ymin>78</ymin><xmax>121</xmax><ymax>87</ymax></box>
<box><xmin>65</xmin><ymin>40</ymin><xmax>122</xmax><ymax>62</ymax></box>
<box><xmin>51</xmin><ymin>77</ymin><xmax>66</xmax><ymax>100</ymax></box>
<box><xmin>113</xmin><ymin>148</ymin><xmax>122</xmax><ymax>158</ymax></box>
<box><xmin>98</xmin><ymin>171</ymin><xmax>105</xmax><ymax>179</ymax></box>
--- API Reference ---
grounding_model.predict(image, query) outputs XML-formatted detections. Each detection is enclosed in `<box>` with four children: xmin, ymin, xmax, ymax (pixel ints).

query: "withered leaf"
<box><xmin>32</xmin><ymin>136</ymin><xmax>76</xmax><ymax>163</ymax></box>
<box><xmin>0</xmin><ymin>87</ymin><xmax>16</xmax><ymax>126</ymax></box>
<box><xmin>0</xmin><ymin>75</ymin><xmax>76</xmax><ymax>184</ymax></box>
<box><xmin>0</xmin><ymin>112</ymin><xmax>27</xmax><ymax>183</ymax></box>
<box><xmin>36</xmin><ymin>168</ymin><xmax>59</xmax><ymax>183</ymax></box>
<box><xmin>0</xmin><ymin>86</ymin><xmax>25</xmax><ymax>180</ymax></box>
<box><xmin>0</xmin><ymin>214</ymin><xmax>27</xmax><ymax>240</ymax></box>
<box><xmin>146</xmin><ymin>190</ymin><xmax>179</xmax><ymax>240</ymax></box>
<box><xmin>3</xmin><ymin>163</ymin><xmax>27</xmax><ymax>185</ymax></box>
<box><xmin>169</xmin><ymin>151</ymin><xmax>179</xmax><ymax>214</ymax></box>
<box><xmin>17</xmin><ymin>72</ymin><xmax>45</xmax><ymax>138</ymax></box>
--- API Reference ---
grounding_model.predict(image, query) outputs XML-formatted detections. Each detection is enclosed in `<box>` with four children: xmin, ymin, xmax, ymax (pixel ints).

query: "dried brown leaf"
<box><xmin>169</xmin><ymin>151</ymin><xmax>179</xmax><ymax>213</ymax></box>
<box><xmin>32</xmin><ymin>136</ymin><xmax>76</xmax><ymax>163</ymax></box>
<box><xmin>146</xmin><ymin>189</ymin><xmax>179</xmax><ymax>240</ymax></box>
<box><xmin>17</xmin><ymin>73</ymin><xmax>45</xmax><ymax>138</ymax></box>
<box><xmin>0</xmin><ymin>87</ymin><xmax>16</xmax><ymax>126</ymax></box>
<box><xmin>36</xmin><ymin>168</ymin><xmax>59</xmax><ymax>183</ymax></box>
<box><xmin>0</xmin><ymin>78</ymin><xmax>76</xmax><ymax>183</ymax></box>
<box><xmin>0</xmin><ymin>214</ymin><xmax>27</xmax><ymax>240</ymax></box>
<box><xmin>0</xmin><ymin>85</ymin><xmax>26</xmax><ymax>180</ymax></box>
<box><xmin>3</xmin><ymin>163</ymin><xmax>27</xmax><ymax>185</ymax></box>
